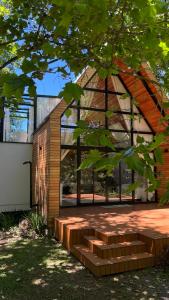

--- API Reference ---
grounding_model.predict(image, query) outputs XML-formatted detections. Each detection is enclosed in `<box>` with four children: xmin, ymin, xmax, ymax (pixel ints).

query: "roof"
<box><xmin>34</xmin><ymin>62</ymin><xmax>168</xmax><ymax>134</ymax></box>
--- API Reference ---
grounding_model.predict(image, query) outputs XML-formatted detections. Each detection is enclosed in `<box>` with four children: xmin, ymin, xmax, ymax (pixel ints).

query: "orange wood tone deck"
<box><xmin>55</xmin><ymin>204</ymin><xmax>169</xmax><ymax>276</ymax></box>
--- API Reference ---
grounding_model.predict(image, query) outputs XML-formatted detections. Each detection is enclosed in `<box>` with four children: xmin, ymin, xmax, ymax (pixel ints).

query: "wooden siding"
<box><xmin>32</xmin><ymin>100</ymin><xmax>66</xmax><ymax>228</ymax></box>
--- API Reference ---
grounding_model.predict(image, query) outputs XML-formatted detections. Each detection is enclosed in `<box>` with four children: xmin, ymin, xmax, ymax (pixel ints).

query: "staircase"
<box><xmin>71</xmin><ymin>230</ymin><xmax>155</xmax><ymax>276</ymax></box>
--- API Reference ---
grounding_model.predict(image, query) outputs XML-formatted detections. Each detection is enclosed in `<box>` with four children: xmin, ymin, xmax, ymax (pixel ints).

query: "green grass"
<box><xmin>0</xmin><ymin>237</ymin><xmax>169</xmax><ymax>300</ymax></box>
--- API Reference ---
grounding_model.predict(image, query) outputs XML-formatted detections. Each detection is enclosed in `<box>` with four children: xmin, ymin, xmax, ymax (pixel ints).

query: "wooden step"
<box><xmin>84</xmin><ymin>236</ymin><xmax>146</xmax><ymax>258</ymax></box>
<box><xmin>95</xmin><ymin>230</ymin><xmax>138</xmax><ymax>244</ymax></box>
<box><xmin>72</xmin><ymin>244</ymin><xmax>155</xmax><ymax>277</ymax></box>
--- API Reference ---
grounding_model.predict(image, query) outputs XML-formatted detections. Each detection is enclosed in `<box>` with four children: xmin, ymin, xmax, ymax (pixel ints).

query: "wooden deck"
<box><xmin>54</xmin><ymin>204</ymin><xmax>169</xmax><ymax>276</ymax></box>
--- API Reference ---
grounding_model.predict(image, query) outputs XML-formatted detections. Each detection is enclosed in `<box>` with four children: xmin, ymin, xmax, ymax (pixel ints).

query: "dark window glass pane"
<box><xmin>133</xmin><ymin>133</ymin><xmax>153</xmax><ymax>145</ymax></box>
<box><xmin>81</xmin><ymin>89</ymin><xmax>105</xmax><ymax>109</ymax></box>
<box><xmin>108</xmin><ymin>93</ymin><xmax>131</xmax><ymax>112</ymax></box>
<box><xmin>80</xmin><ymin>110</ymin><xmax>105</xmax><ymax>128</ymax></box>
<box><xmin>80</xmin><ymin>152</ymin><xmax>94</xmax><ymax>204</ymax></box>
<box><xmin>107</xmin><ymin>153</ymin><xmax>120</xmax><ymax>202</ymax></box>
<box><xmin>61</xmin><ymin>108</ymin><xmax>77</xmax><ymax>126</ymax></box>
<box><xmin>3</xmin><ymin>106</ymin><xmax>34</xmax><ymax>143</ymax></box>
<box><xmin>94</xmin><ymin>171</ymin><xmax>106</xmax><ymax>203</ymax></box>
<box><xmin>108</xmin><ymin>113</ymin><xmax>131</xmax><ymax>131</ymax></box>
<box><xmin>120</xmin><ymin>161</ymin><xmax>132</xmax><ymax>201</ymax></box>
<box><xmin>61</xmin><ymin>149</ymin><xmax>77</xmax><ymax>206</ymax></box>
<box><xmin>135</xmin><ymin>173</ymin><xmax>155</xmax><ymax>202</ymax></box>
<box><xmin>110</xmin><ymin>131</ymin><xmax>131</xmax><ymax>148</ymax></box>
<box><xmin>133</xmin><ymin>115</ymin><xmax>152</xmax><ymax>132</ymax></box>
<box><xmin>108</xmin><ymin>76</ymin><xmax>126</xmax><ymax>93</ymax></box>
<box><xmin>37</xmin><ymin>97</ymin><xmax>60</xmax><ymax>127</ymax></box>
<box><xmin>85</xmin><ymin>73</ymin><xmax>105</xmax><ymax>90</ymax></box>
<box><xmin>61</xmin><ymin>128</ymin><xmax>76</xmax><ymax>146</ymax></box>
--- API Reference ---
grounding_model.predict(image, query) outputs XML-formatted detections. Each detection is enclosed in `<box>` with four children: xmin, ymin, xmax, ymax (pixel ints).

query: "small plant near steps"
<box><xmin>71</xmin><ymin>230</ymin><xmax>155</xmax><ymax>277</ymax></box>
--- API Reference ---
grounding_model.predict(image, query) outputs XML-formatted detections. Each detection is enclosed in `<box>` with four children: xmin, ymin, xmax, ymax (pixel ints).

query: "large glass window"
<box><xmin>3</xmin><ymin>99</ymin><xmax>34</xmax><ymax>143</ymax></box>
<box><xmin>60</xmin><ymin>74</ymin><xmax>155</xmax><ymax>206</ymax></box>
<box><xmin>37</xmin><ymin>96</ymin><xmax>60</xmax><ymax>127</ymax></box>
<box><xmin>1</xmin><ymin>95</ymin><xmax>60</xmax><ymax>143</ymax></box>
<box><xmin>61</xmin><ymin>149</ymin><xmax>77</xmax><ymax>207</ymax></box>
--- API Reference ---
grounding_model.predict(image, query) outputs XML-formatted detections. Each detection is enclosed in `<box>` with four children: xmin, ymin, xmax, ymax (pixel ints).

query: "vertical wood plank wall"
<box><xmin>32</xmin><ymin>101</ymin><xmax>66</xmax><ymax>228</ymax></box>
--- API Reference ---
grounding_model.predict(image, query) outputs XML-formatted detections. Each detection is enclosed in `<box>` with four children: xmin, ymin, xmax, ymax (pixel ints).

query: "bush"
<box><xmin>0</xmin><ymin>211</ymin><xmax>30</xmax><ymax>232</ymax></box>
<box><xmin>0</xmin><ymin>213</ymin><xmax>15</xmax><ymax>231</ymax></box>
<box><xmin>159</xmin><ymin>245</ymin><xmax>169</xmax><ymax>270</ymax></box>
<box><xmin>26</xmin><ymin>212</ymin><xmax>46</xmax><ymax>235</ymax></box>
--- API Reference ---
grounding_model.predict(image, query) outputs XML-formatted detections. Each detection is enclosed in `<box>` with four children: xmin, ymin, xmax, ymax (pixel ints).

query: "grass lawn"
<box><xmin>0</xmin><ymin>237</ymin><xmax>169</xmax><ymax>300</ymax></box>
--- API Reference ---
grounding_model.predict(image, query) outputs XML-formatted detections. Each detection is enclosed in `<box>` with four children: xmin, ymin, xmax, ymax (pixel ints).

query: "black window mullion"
<box><xmin>130</xmin><ymin>93</ymin><xmax>135</xmax><ymax>202</ymax></box>
<box><xmin>105</xmin><ymin>78</ymin><xmax>109</xmax><ymax>203</ymax></box>
<box><xmin>119</xmin><ymin>161</ymin><xmax>122</xmax><ymax>202</ymax></box>
<box><xmin>34</xmin><ymin>96</ymin><xmax>37</xmax><ymax>130</ymax></box>
<box><xmin>0</xmin><ymin>97</ymin><xmax>4</xmax><ymax>142</ymax></box>
<box><xmin>77</xmin><ymin>101</ymin><xmax>81</xmax><ymax>205</ymax></box>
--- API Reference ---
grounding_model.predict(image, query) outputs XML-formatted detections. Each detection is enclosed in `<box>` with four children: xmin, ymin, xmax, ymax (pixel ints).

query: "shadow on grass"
<box><xmin>0</xmin><ymin>238</ymin><xmax>169</xmax><ymax>300</ymax></box>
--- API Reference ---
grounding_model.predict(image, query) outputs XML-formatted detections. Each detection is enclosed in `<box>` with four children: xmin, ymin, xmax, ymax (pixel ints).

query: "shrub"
<box><xmin>0</xmin><ymin>213</ymin><xmax>15</xmax><ymax>231</ymax></box>
<box><xmin>26</xmin><ymin>212</ymin><xmax>46</xmax><ymax>235</ymax></box>
<box><xmin>159</xmin><ymin>245</ymin><xmax>169</xmax><ymax>270</ymax></box>
<box><xmin>0</xmin><ymin>211</ymin><xmax>30</xmax><ymax>232</ymax></box>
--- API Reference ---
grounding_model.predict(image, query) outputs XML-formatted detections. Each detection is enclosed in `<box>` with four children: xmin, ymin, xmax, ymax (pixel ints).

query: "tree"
<box><xmin>0</xmin><ymin>0</ymin><xmax>169</xmax><ymax>201</ymax></box>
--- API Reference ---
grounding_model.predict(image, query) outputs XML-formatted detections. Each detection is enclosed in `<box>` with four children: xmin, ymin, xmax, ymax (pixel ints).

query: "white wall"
<box><xmin>0</xmin><ymin>143</ymin><xmax>32</xmax><ymax>212</ymax></box>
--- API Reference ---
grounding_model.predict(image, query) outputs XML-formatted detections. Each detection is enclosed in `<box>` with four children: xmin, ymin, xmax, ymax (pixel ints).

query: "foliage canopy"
<box><xmin>0</xmin><ymin>0</ymin><xmax>169</xmax><ymax>201</ymax></box>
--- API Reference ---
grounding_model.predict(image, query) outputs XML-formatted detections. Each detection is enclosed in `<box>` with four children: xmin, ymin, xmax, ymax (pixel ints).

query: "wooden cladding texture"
<box><xmin>32</xmin><ymin>100</ymin><xmax>66</xmax><ymax>228</ymax></box>
<box><xmin>117</xmin><ymin>60</ymin><xmax>166</xmax><ymax>133</ymax></box>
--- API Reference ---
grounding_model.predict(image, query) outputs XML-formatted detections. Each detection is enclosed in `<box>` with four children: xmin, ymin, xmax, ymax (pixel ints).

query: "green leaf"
<box><xmin>73</xmin><ymin>127</ymin><xmax>84</xmax><ymax>139</ymax></box>
<box><xmin>21</xmin><ymin>60</ymin><xmax>36</xmax><ymax>73</ymax></box>
<box><xmin>154</xmin><ymin>147</ymin><xmax>163</xmax><ymax>164</ymax></box>
<box><xmin>148</xmin><ymin>134</ymin><xmax>165</xmax><ymax>151</ymax></box>
<box><xmin>159</xmin><ymin>41</ymin><xmax>169</xmax><ymax>56</ymax></box>
<box><xmin>79</xmin><ymin>150</ymin><xmax>102</xmax><ymax>170</ymax></box>
<box><xmin>105</xmin><ymin>110</ymin><xmax>113</xmax><ymax>118</ymax></box>
<box><xmin>124</xmin><ymin>153</ymin><xmax>145</xmax><ymax>176</ymax></box>
<box><xmin>42</xmin><ymin>43</ymin><xmax>55</xmax><ymax>55</ymax></box>
<box><xmin>125</xmin><ymin>181</ymin><xmax>140</xmax><ymax>193</ymax></box>
<box><xmin>59</xmin><ymin>83</ymin><xmax>83</xmax><ymax>104</ymax></box>
<box><xmin>65</xmin><ymin>108</ymin><xmax>72</xmax><ymax>118</ymax></box>
<box><xmin>28</xmin><ymin>84</ymin><xmax>36</xmax><ymax>97</ymax></box>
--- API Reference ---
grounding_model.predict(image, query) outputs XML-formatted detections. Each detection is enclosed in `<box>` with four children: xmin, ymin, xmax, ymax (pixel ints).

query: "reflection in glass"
<box><xmin>80</xmin><ymin>152</ymin><xmax>94</xmax><ymax>204</ymax></box>
<box><xmin>108</xmin><ymin>94</ymin><xmax>131</xmax><ymax>112</ymax></box>
<box><xmin>120</xmin><ymin>161</ymin><xmax>132</xmax><ymax>201</ymax></box>
<box><xmin>61</xmin><ymin>108</ymin><xmax>77</xmax><ymax>126</ymax></box>
<box><xmin>61</xmin><ymin>128</ymin><xmax>76</xmax><ymax>146</ymax></box>
<box><xmin>133</xmin><ymin>115</ymin><xmax>151</xmax><ymax>132</ymax></box>
<box><xmin>108</xmin><ymin>76</ymin><xmax>126</xmax><ymax>93</ymax></box>
<box><xmin>80</xmin><ymin>110</ymin><xmax>105</xmax><ymax>128</ymax></box>
<box><xmin>3</xmin><ymin>106</ymin><xmax>34</xmax><ymax>143</ymax></box>
<box><xmin>61</xmin><ymin>149</ymin><xmax>77</xmax><ymax>206</ymax></box>
<box><xmin>110</xmin><ymin>131</ymin><xmax>131</xmax><ymax>148</ymax></box>
<box><xmin>37</xmin><ymin>97</ymin><xmax>60</xmax><ymax>127</ymax></box>
<box><xmin>107</xmin><ymin>155</ymin><xmax>120</xmax><ymax>202</ymax></box>
<box><xmin>133</xmin><ymin>133</ymin><xmax>153</xmax><ymax>145</ymax></box>
<box><xmin>81</xmin><ymin>89</ymin><xmax>105</xmax><ymax>109</ymax></box>
<box><xmin>85</xmin><ymin>73</ymin><xmax>105</xmax><ymax>90</ymax></box>
<box><xmin>108</xmin><ymin>113</ymin><xmax>131</xmax><ymax>131</ymax></box>
<box><xmin>94</xmin><ymin>171</ymin><xmax>106</xmax><ymax>203</ymax></box>
<box><xmin>60</xmin><ymin>72</ymin><xmax>155</xmax><ymax>206</ymax></box>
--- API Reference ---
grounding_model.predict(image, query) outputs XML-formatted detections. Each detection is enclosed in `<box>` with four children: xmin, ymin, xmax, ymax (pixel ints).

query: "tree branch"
<box><xmin>0</xmin><ymin>56</ymin><xmax>18</xmax><ymax>70</ymax></box>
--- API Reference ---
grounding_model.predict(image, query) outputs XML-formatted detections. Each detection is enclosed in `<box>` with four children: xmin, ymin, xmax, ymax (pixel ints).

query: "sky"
<box><xmin>35</xmin><ymin>61</ymin><xmax>75</xmax><ymax>97</ymax></box>
<box><xmin>35</xmin><ymin>72</ymin><xmax>73</xmax><ymax>96</ymax></box>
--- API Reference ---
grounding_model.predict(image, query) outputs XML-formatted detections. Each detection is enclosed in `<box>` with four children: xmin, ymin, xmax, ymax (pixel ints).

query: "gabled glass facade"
<box><xmin>60</xmin><ymin>73</ymin><xmax>155</xmax><ymax>207</ymax></box>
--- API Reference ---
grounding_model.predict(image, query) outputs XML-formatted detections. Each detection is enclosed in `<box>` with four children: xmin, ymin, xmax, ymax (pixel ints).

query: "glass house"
<box><xmin>60</xmin><ymin>72</ymin><xmax>155</xmax><ymax>207</ymax></box>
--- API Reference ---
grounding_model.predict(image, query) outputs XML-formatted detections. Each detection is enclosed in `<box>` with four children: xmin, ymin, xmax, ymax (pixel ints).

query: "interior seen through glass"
<box><xmin>61</xmin><ymin>74</ymin><xmax>155</xmax><ymax>206</ymax></box>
